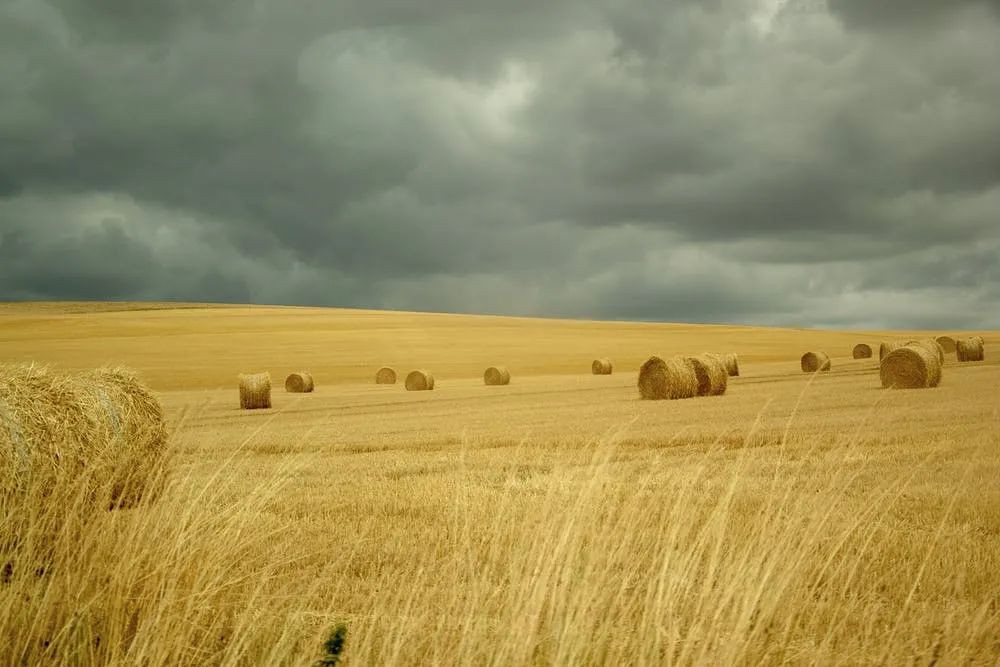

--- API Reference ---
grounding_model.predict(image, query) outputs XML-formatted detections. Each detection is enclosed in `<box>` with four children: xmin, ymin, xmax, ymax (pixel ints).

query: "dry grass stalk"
<box><xmin>405</xmin><ymin>370</ymin><xmax>435</xmax><ymax>391</ymax></box>
<box><xmin>0</xmin><ymin>363</ymin><xmax>167</xmax><ymax>510</ymax></box>
<box><xmin>956</xmin><ymin>337</ymin><xmax>985</xmax><ymax>362</ymax></box>
<box><xmin>483</xmin><ymin>366</ymin><xmax>511</xmax><ymax>386</ymax></box>
<box><xmin>852</xmin><ymin>344</ymin><xmax>873</xmax><ymax>359</ymax></box>
<box><xmin>689</xmin><ymin>355</ymin><xmax>728</xmax><ymax>396</ymax></box>
<box><xmin>934</xmin><ymin>336</ymin><xmax>957</xmax><ymax>354</ymax></box>
<box><xmin>881</xmin><ymin>344</ymin><xmax>942</xmax><ymax>389</ymax></box>
<box><xmin>638</xmin><ymin>356</ymin><xmax>698</xmax><ymax>400</ymax></box>
<box><xmin>800</xmin><ymin>352</ymin><xmax>831</xmax><ymax>373</ymax></box>
<box><xmin>375</xmin><ymin>367</ymin><xmax>397</xmax><ymax>384</ymax></box>
<box><xmin>284</xmin><ymin>372</ymin><xmax>314</xmax><ymax>393</ymax></box>
<box><xmin>591</xmin><ymin>358</ymin><xmax>613</xmax><ymax>375</ymax></box>
<box><xmin>239</xmin><ymin>373</ymin><xmax>272</xmax><ymax>410</ymax></box>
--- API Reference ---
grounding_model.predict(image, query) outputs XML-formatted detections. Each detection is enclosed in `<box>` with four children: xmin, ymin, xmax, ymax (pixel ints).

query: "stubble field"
<box><xmin>1</xmin><ymin>302</ymin><xmax>998</xmax><ymax>665</ymax></box>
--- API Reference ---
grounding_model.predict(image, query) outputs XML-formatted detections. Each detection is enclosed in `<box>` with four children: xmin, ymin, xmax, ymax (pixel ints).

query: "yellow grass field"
<box><xmin>2</xmin><ymin>302</ymin><xmax>999</xmax><ymax>665</ymax></box>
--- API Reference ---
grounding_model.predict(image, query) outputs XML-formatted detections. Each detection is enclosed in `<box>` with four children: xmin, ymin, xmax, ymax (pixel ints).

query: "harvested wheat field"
<box><xmin>1</xmin><ymin>302</ymin><xmax>998</xmax><ymax>665</ymax></box>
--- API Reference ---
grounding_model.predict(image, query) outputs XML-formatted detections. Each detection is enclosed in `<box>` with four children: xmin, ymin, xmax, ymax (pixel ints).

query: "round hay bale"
<box><xmin>881</xmin><ymin>344</ymin><xmax>942</xmax><ymax>389</ymax></box>
<box><xmin>239</xmin><ymin>372</ymin><xmax>271</xmax><ymax>410</ymax></box>
<box><xmin>405</xmin><ymin>370</ymin><xmax>435</xmax><ymax>391</ymax></box>
<box><xmin>800</xmin><ymin>352</ymin><xmax>831</xmax><ymax>373</ymax></box>
<box><xmin>284</xmin><ymin>372</ymin><xmax>314</xmax><ymax>393</ymax></box>
<box><xmin>879</xmin><ymin>341</ymin><xmax>904</xmax><ymax>361</ymax></box>
<box><xmin>484</xmin><ymin>366</ymin><xmax>511</xmax><ymax>386</ymax></box>
<box><xmin>906</xmin><ymin>339</ymin><xmax>945</xmax><ymax>365</ymax></box>
<box><xmin>592</xmin><ymin>358</ymin><xmax>613</xmax><ymax>375</ymax></box>
<box><xmin>852</xmin><ymin>344</ymin><xmax>873</xmax><ymax>359</ymax></box>
<box><xmin>375</xmin><ymin>366</ymin><xmax>397</xmax><ymax>384</ymax></box>
<box><xmin>0</xmin><ymin>364</ymin><xmax>168</xmax><ymax>509</ymax></box>
<box><xmin>638</xmin><ymin>356</ymin><xmax>698</xmax><ymax>400</ymax></box>
<box><xmin>934</xmin><ymin>336</ymin><xmax>956</xmax><ymax>354</ymax></box>
<box><xmin>956</xmin><ymin>337</ymin><xmax>985</xmax><ymax>362</ymax></box>
<box><xmin>689</xmin><ymin>355</ymin><xmax>728</xmax><ymax>396</ymax></box>
<box><xmin>721</xmin><ymin>353</ymin><xmax>740</xmax><ymax>377</ymax></box>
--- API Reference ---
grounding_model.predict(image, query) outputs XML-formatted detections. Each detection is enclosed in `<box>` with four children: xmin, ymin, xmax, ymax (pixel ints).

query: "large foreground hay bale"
<box><xmin>0</xmin><ymin>364</ymin><xmax>168</xmax><ymax>508</ymax></box>
<box><xmin>638</xmin><ymin>356</ymin><xmax>698</xmax><ymax>400</ymax></box>
<box><xmin>956</xmin><ymin>337</ymin><xmax>985</xmax><ymax>362</ymax></box>
<box><xmin>484</xmin><ymin>366</ymin><xmax>511</xmax><ymax>386</ymax></box>
<box><xmin>852</xmin><ymin>344</ymin><xmax>873</xmax><ymax>359</ymax></box>
<box><xmin>879</xmin><ymin>341</ymin><xmax>904</xmax><ymax>361</ymax></box>
<box><xmin>722</xmin><ymin>353</ymin><xmax>740</xmax><ymax>377</ymax></box>
<box><xmin>592</xmin><ymin>358</ymin><xmax>613</xmax><ymax>375</ymax></box>
<box><xmin>239</xmin><ymin>372</ymin><xmax>271</xmax><ymax>410</ymax></box>
<box><xmin>881</xmin><ymin>344</ymin><xmax>942</xmax><ymax>389</ymax></box>
<box><xmin>906</xmin><ymin>339</ymin><xmax>945</xmax><ymax>365</ymax></box>
<box><xmin>800</xmin><ymin>352</ymin><xmax>831</xmax><ymax>373</ymax></box>
<box><xmin>405</xmin><ymin>370</ymin><xmax>435</xmax><ymax>391</ymax></box>
<box><xmin>934</xmin><ymin>336</ymin><xmax>956</xmax><ymax>354</ymax></box>
<box><xmin>284</xmin><ymin>372</ymin><xmax>314</xmax><ymax>393</ymax></box>
<box><xmin>375</xmin><ymin>366</ymin><xmax>397</xmax><ymax>384</ymax></box>
<box><xmin>689</xmin><ymin>355</ymin><xmax>728</xmax><ymax>396</ymax></box>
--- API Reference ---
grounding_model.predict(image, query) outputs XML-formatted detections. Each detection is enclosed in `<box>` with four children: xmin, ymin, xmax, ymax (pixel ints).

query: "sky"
<box><xmin>1</xmin><ymin>0</ymin><xmax>999</xmax><ymax>329</ymax></box>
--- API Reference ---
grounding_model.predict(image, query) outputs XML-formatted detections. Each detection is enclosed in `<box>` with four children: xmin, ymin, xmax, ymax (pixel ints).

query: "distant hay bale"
<box><xmin>881</xmin><ymin>344</ymin><xmax>942</xmax><ymax>389</ymax></box>
<box><xmin>689</xmin><ymin>355</ymin><xmax>728</xmax><ymax>396</ymax></box>
<box><xmin>239</xmin><ymin>372</ymin><xmax>271</xmax><ymax>410</ymax></box>
<box><xmin>484</xmin><ymin>366</ymin><xmax>511</xmax><ymax>386</ymax></box>
<box><xmin>906</xmin><ymin>339</ymin><xmax>945</xmax><ymax>365</ymax></box>
<box><xmin>404</xmin><ymin>370</ymin><xmax>435</xmax><ymax>391</ymax></box>
<box><xmin>0</xmin><ymin>364</ymin><xmax>168</xmax><ymax>509</ymax></box>
<box><xmin>800</xmin><ymin>351</ymin><xmax>831</xmax><ymax>373</ymax></box>
<box><xmin>375</xmin><ymin>366</ymin><xmax>397</xmax><ymax>384</ymax></box>
<box><xmin>592</xmin><ymin>358</ymin><xmax>613</xmax><ymax>375</ymax></box>
<box><xmin>638</xmin><ymin>355</ymin><xmax>698</xmax><ymax>400</ymax></box>
<box><xmin>721</xmin><ymin>353</ymin><xmax>739</xmax><ymax>377</ymax></box>
<box><xmin>879</xmin><ymin>341</ymin><xmax>904</xmax><ymax>361</ymax></box>
<box><xmin>956</xmin><ymin>337</ymin><xmax>985</xmax><ymax>362</ymax></box>
<box><xmin>284</xmin><ymin>372</ymin><xmax>314</xmax><ymax>393</ymax></box>
<box><xmin>852</xmin><ymin>344</ymin><xmax>873</xmax><ymax>359</ymax></box>
<box><xmin>934</xmin><ymin>336</ymin><xmax>957</xmax><ymax>354</ymax></box>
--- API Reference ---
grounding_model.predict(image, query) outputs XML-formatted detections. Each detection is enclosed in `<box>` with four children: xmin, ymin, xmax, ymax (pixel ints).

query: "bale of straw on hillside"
<box><xmin>239</xmin><ymin>372</ymin><xmax>272</xmax><ymax>410</ymax></box>
<box><xmin>689</xmin><ymin>355</ymin><xmax>728</xmax><ymax>396</ymax></box>
<box><xmin>483</xmin><ymin>366</ymin><xmax>511</xmax><ymax>386</ymax></box>
<box><xmin>956</xmin><ymin>337</ymin><xmax>985</xmax><ymax>362</ymax></box>
<box><xmin>906</xmin><ymin>339</ymin><xmax>945</xmax><ymax>365</ymax></box>
<box><xmin>934</xmin><ymin>336</ymin><xmax>957</xmax><ymax>354</ymax></box>
<box><xmin>0</xmin><ymin>364</ymin><xmax>168</xmax><ymax>509</ymax></box>
<box><xmin>879</xmin><ymin>341</ymin><xmax>904</xmax><ymax>361</ymax></box>
<box><xmin>638</xmin><ymin>356</ymin><xmax>698</xmax><ymax>400</ymax></box>
<box><xmin>592</xmin><ymin>358</ymin><xmax>613</xmax><ymax>375</ymax></box>
<box><xmin>800</xmin><ymin>351</ymin><xmax>831</xmax><ymax>373</ymax></box>
<box><xmin>375</xmin><ymin>366</ymin><xmax>397</xmax><ymax>384</ymax></box>
<box><xmin>721</xmin><ymin>353</ymin><xmax>740</xmax><ymax>377</ymax></box>
<box><xmin>852</xmin><ymin>343</ymin><xmax>873</xmax><ymax>359</ymax></box>
<box><xmin>284</xmin><ymin>372</ymin><xmax>314</xmax><ymax>393</ymax></box>
<box><xmin>881</xmin><ymin>344</ymin><xmax>942</xmax><ymax>389</ymax></box>
<box><xmin>405</xmin><ymin>370</ymin><xmax>435</xmax><ymax>391</ymax></box>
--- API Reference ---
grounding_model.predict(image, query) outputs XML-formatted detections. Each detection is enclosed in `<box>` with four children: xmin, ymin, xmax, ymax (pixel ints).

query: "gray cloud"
<box><xmin>1</xmin><ymin>0</ymin><xmax>999</xmax><ymax>329</ymax></box>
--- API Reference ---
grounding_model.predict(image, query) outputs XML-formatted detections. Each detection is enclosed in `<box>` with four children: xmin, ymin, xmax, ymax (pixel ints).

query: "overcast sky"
<box><xmin>2</xmin><ymin>0</ymin><xmax>999</xmax><ymax>329</ymax></box>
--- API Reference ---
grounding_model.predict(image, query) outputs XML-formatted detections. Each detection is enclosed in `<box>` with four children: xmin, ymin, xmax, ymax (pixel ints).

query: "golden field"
<box><xmin>1</xmin><ymin>302</ymin><xmax>998</xmax><ymax>665</ymax></box>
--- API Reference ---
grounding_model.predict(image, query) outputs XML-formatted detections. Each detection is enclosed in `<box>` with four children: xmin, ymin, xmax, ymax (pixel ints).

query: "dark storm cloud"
<box><xmin>1</xmin><ymin>0</ymin><xmax>999</xmax><ymax>329</ymax></box>
<box><xmin>827</xmin><ymin>0</ymin><xmax>1000</xmax><ymax>30</ymax></box>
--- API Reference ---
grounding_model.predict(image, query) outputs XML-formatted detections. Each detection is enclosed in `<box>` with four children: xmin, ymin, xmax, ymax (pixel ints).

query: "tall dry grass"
<box><xmin>2</xmin><ymin>399</ymin><xmax>999</xmax><ymax>665</ymax></box>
